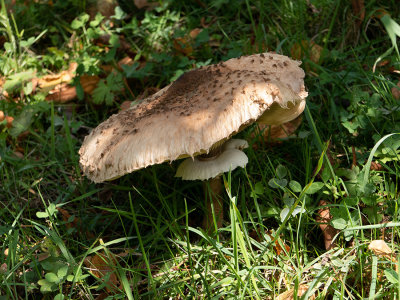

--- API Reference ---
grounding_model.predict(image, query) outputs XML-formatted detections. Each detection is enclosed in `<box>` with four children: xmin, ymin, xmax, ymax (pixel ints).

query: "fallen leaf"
<box><xmin>375</xmin><ymin>8</ymin><xmax>389</xmax><ymax>20</ymax></box>
<box><xmin>189</xmin><ymin>28</ymin><xmax>202</xmax><ymax>39</ymax></box>
<box><xmin>368</xmin><ymin>240</ymin><xmax>393</xmax><ymax>258</ymax></box>
<box><xmin>378</xmin><ymin>59</ymin><xmax>390</xmax><ymax>67</ymax></box>
<box><xmin>80</xmin><ymin>75</ymin><xmax>101</xmax><ymax>94</ymax></box>
<box><xmin>5</xmin><ymin>116</ymin><xmax>14</xmax><ymax>128</ymax></box>
<box><xmin>118</xmin><ymin>56</ymin><xmax>134</xmax><ymax>69</ymax></box>
<box><xmin>257</xmin><ymin>116</ymin><xmax>302</xmax><ymax>144</ymax></box>
<box><xmin>277</xmin><ymin>284</ymin><xmax>314</xmax><ymax>300</ymax></box>
<box><xmin>370</xmin><ymin>161</ymin><xmax>383</xmax><ymax>171</ymax></box>
<box><xmin>174</xmin><ymin>37</ymin><xmax>194</xmax><ymax>56</ymax></box>
<box><xmin>0</xmin><ymin>263</ymin><xmax>7</xmax><ymax>274</ymax></box>
<box><xmin>13</xmin><ymin>151</ymin><xmax>24</xmax><ymax>159</ymax></box>
<box><xmin>351</xmin><ymin>0</ymin><xmax>365</xmax><ymax>25</ymax></box>
<box><xmin>316</xmin><ymin>200</ymin><xmax>338</xmax><ymax>250</ymax></box>
<box><xmin>134</xmin><ymin>0</ymin><xmax>158</xmax><ymax>10</ymax></box>
<box><xmin>391</xmin><ymin>81</ymin><xmax>400</xmax><ymax>100</ymax></box>
<box><xmin>291</xmin><ymin>40</ymin><xmax>323</xmax><ymax>71</ymax></box>
<box><xmin>57</xmin><ymin>207</ymin><xmax>79</xmax><ymax>230</ymax></box>
<box><xmin>45</xmin><ymin>83</ymin><xmax>77</xmax><ymax>103</ymax></box>
<box><xmin>95</xmin><ymin>0</ymin><xmax>117</xmax><ymax>18</ymax></box>
<box><xmin>38</xmin><ymin>62</ymin><xmax>77</xmax><ymax>91</ymax></box>
<box><xmin>86</xmin><ymin>252</ymin><xmax>119</xmax><ymax>293</ymax></box>
<box><xmin>173</xmin><ymin>28</ymin><xmax>202</xmax><ymax>56</ymax></box>
<box><xmin>275</xmin><ymin>238</ymin><xmax>290</xmax><ymax>256</ymax></box>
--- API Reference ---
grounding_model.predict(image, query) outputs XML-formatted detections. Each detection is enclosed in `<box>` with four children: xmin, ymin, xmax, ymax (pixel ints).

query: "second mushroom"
<box><xmin>79</xmin><ymin>52</ymin><xmax>308</xmax><ymax>231</ymax></box>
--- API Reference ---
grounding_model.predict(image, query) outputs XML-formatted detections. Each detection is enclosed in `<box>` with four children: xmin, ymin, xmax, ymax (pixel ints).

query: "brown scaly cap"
<box><xmin>79</xmin><ymin>52</ymin><xmax>307</xmax><ymax>183</ymax></box>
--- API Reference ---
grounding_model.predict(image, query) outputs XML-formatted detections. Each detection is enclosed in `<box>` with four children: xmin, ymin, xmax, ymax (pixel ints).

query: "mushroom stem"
<box><xmin>202</xmin><ymin>175</ymin><xmax>224</xmax><ymax>232</ymax></box>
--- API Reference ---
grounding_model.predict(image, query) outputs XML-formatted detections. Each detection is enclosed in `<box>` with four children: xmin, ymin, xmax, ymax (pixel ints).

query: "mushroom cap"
<box><xmin>175</xmin><ymin>139</ymin><xmax>249</xmax><ymax>180</ymax></box>
<box><xmin>79</xmin><ymin>52</ymin><xmax>307</xmax><ymax>183</ymax></box>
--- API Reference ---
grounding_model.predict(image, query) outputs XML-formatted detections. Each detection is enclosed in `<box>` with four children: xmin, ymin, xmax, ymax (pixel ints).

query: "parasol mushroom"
<box><xmin>79</xmin><ymin>52</ymin><xmax>307</xmax><ymax>231</ymax></box>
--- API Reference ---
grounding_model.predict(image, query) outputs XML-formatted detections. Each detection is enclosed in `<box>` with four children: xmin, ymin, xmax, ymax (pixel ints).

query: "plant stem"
<box><xmin>202</xmin><ymin>176</ymin><xmax>223</xmax><ymax>232</ymax></box>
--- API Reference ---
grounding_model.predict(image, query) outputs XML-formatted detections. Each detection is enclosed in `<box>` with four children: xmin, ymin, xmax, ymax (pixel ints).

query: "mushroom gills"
<box><xmin>175</xmin><ymin>139</ymin><xmax>249</xmax><ymax>181</ymax></box>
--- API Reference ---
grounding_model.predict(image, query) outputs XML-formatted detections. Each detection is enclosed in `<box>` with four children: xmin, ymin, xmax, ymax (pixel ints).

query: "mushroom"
<box><xmin>79</xmin><ymin>52</ymin><xmax>307</xmax><ymax>231</ymax></box>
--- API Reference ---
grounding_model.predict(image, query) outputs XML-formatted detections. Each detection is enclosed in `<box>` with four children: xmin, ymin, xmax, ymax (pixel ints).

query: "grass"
<box><xmin>1</xmin><ymin>0</ymin><xmax>400</xmax><ymax>299</ymax></box>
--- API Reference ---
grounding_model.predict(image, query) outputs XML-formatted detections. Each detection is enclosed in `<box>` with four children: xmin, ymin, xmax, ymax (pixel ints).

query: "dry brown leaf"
<box><xmin>57</xmin><ymin>207</ymin><xmax>79</xmax><ymax>230</ymax></box>
<box><xmin>46</xmin><ymin>83</ymin><xmax>77</xmax><ymax>103</ymax></box>
<box><xmin>134</xmin><ymin>0</ymin><xmax>158</xmax><ymax>10</ymax></box>
<box><xmin>257</xmin><ymin>116</ymin><xmax>302</xmax><ymax>144</ymax></box>
<box><xmin>0</xmin><ymin>263</ymin><xmax>7</xmax><ymax>274</ymax></box>
<box><xmin>370</xmin><ymin>161</ymin><xmax>383</xmax><ymax>171</ymax></box>
<box><xmin>38</xmin><ymin>62</ymin><xmax>77</xmax><ymax>91</ymax></box>
<box><xmin>275</xmin><ymin>238</ymin><xmax>290</xmax><ymax>256</ymax></box>
<box><xmin>316</xmin><ymin>200</ymin><xmax>338</xmax><ymax>250</ymax></box>
<box><xmin>86</xmin><ymin>252</ymin><xmax>120</xmax><ymax>293</ymax></box>
<box><xmin>375</xmin><ymin>9</ymin><xmax>389</xmax><ymax>20</ymax></box>
<box><xmin>96</xmin><ymin>0</ymin><xmax>117</xmax><ymax>18</ymax></box>
<box><xmin>189</xmin><ymin>28</ymin><xmax>202</xmax><ymax>39</ymax></box>
<box><xmin>174</xmin><ymin>37</ymin><xmax>194</xmax><ymax>56</ymax></box>
<box><xmin>118</xmin><ymin>56</ymin><xmax>134</xmax><ymax>69</ymax></box>
<box><xmin>5</xmin><ymin>116</ymin><xmax>13</xmax><ymax>128</ymax></box>
<box><xmin>0</xmin><ymin>111</ymin><xmax>4</xmax><ymax>122</ymax></box>
<box><xmin>368</xmin><ymin>240</ymin><xmax>393</xmax><ymax>258</ymax></box>
<box><xmin>391</xmin><ymin>81</ymin><xmax>400</xmax><ymax>100</ymax></box>
<box><xmin>277</xmin><ymin>284</ymin><xmax>314</xmax><ymax>300</ymax></box>
<box><xmin>291</xmin><ymin>40</ymin><xmax>323</xmax><ymax>71</ymax></box>
<box><xmin>80</xmin><ymin>75</ymin><xmax>100</xmax><ymax>94</ymax></box>
<box><xmin>13</xmin><ymin>151</ymin><xmax>24</xmax><ymax>159</ymax></box>
<box><xmin>351</xmin><ymin>0</ymin><xmax>365</xmax><ymax>24</ymax></box>
<box><xmin>173</xmin><ymin>28</ymin><xmax>202</xmax><ymax>56</ymax></box>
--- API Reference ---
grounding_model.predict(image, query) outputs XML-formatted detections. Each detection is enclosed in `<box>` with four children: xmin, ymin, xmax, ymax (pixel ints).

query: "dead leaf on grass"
<box><xmin>85</xmin><ymin>252</ymin><xmax>120</xmax><ymax>293</ymax></box>
<box><xmin>38</xmin><ymin>62</ymin><xmax>77</xmax><ymax>91</ymax></box>
<box><xmin>351</xmin><ymin>0</ymin><xmax>365</xmax><ymax>25</ymax></box>
<box><xmin>368</xmin><ymin>240</ymin><xmax>393</xmax><ymax>258</ymax></box>
<box><xmin>13</xmin><ymin>151</ymin><xmax>24</xmax><ymax>159</ymax></box>
<box><xmin>45</xmin><ymin>83</ymin><xmax>77</xmax><ymax>103</ymax></box>
<box><xmin>291</xmin><ymin>40</ymin><xmax>323</xmax><ymax>72</ymax></box>
<box><xmin>256</xmin><ymin>116</ymin><xmax>303</xmax><ymax>144</ymax></box>
<box><xmin>277</xmin><ymin>284</ymin><xmax>314</xmax><ymax>300</ymax></box>
<box><xmin>173</xmin><ymin>29</ymin><xmax>202</xmax><ymax>56</ymax></box>
<box><xmin>0</xmin><ymin>263</ymin><xmax>7</xmax><ymax>274</ymax></box>
<box><xmin>370</xmin><ymin>161</ymin><xmax>383</xmax><ymax>171</ymax></box>
<box><xmin>391</xmin><ymin>81</ymin><xmax>400</xmax><ymax>100</ymax></box>
<box><xmin>5</xmin><ymin>116</ymin><xmax>14</xmax><ymax>128</ymax></box>
<box><xmin>80</xmin><ymin>75</ymin><xmax>101</xmax><ymax>94</ymax></box>
<box><xmin>134</xmin><ymin>0</ymin><xmax>158</xmax><ymax>10</ymax></box>
<box><xmin>316</xmin><ymin>200</ymin><xmax>338</xmax><ymax>250</ymax></box>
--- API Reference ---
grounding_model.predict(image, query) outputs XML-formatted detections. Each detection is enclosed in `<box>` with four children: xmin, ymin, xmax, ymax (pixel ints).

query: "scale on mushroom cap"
<box><xmin>79</xmin><ymin>52</ymin><xmax>308</xmax><ymax>231</ymax></box>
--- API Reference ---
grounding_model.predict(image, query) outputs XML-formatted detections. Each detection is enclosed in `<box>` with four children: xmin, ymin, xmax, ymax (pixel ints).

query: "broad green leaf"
<box><xmin>280</xmin><ymin>208</ymin><xmax>290</xmax><ymax>222</ymax></box>
<box><xmin>45</xmin><ymin>272</ymin><xmax>60</xmax><ymax>283</ymax></box>
<box><xmin>276</xmin><ymin>165</ymin><xmax>287</xmax><ymax>179</ymax></box>
<box><xmin>38</xmin><ymin>279</ymin><xmax>55</xmax><ymax>292</ymax></box>
<box><xmin>289</xmin><ymin>180</ymin><xmax>302</xmax><ymax>193</ymax></box>
<box><xmin>305</xmin><ymin>182</ymin><xmax>324</xmax><ymax>194</ymax></box>
<box><xmin>54</xmin><ymin>294</ymin><xmax>65</xmax><ymax>300</ymax></box>
<box><xmin>385</xmin><ymin>269</ymin><xmax>399</xmax><ymax>284</ymax></box>
<box><xmin>3</xmin><ymin>70</ymin><xmax>35</xmax><ymax>93</ymax></box>
<box><xmin>57</xmin><ymin>266</ymin><xmax>68</xmax><ymax>279</ymax></box>
<box><xmin>268</xmin><ymin>178</ymin><xmax>287</xmax><ymax>189</ymax></box>
<box><xmin>331</xmin><ymin>217</ymin><xmax>347</xmax><ymax>230</ymax></box>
